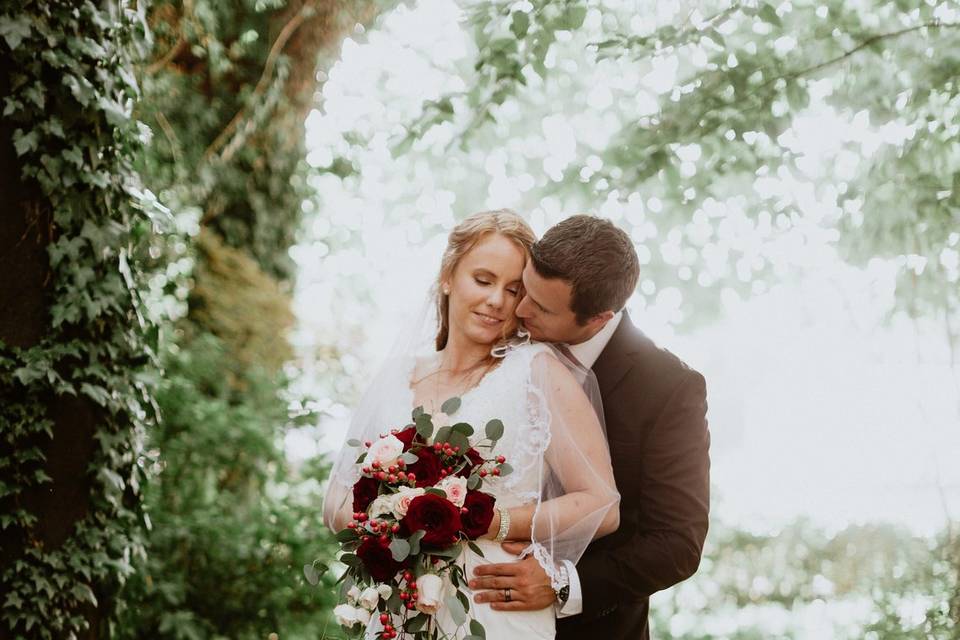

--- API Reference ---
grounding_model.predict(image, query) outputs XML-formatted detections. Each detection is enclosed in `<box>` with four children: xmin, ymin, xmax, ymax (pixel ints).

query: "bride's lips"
<box><xmin>472</xmin><ymin>311</ymin><xmax>504</xmax><ymax>327</ymax></box>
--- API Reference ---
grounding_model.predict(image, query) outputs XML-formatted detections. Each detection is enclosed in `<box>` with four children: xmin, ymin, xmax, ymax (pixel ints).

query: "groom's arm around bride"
<box><xmin>470</xmin><ymin>215</ymin><xmax>711</xmax><ymax>640</ymax></box>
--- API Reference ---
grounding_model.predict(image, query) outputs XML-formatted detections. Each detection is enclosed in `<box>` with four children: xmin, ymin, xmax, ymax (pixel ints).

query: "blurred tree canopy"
<box><xmin>395</xmin><ymin>0</ymin><xmax>959</xmax><ymax>332</ymax></box>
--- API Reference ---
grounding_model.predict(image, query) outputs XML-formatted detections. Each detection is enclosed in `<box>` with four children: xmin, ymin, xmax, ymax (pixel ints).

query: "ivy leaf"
<box><xmin>13</xmin><ymin>129</ymin><xmax>38</xmax><ymax>157</ymax></box>
<box><xmin>0</xmin><ymin>16</ymin><xmax>31</xmax><ymax>50</ymax></box>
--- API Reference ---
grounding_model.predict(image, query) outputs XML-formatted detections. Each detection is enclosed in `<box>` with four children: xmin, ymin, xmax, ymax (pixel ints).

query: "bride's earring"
<box><xmin>442</xmin><ymin>286</ymin><xmax>450</xmax><ymax>296</ymax></box>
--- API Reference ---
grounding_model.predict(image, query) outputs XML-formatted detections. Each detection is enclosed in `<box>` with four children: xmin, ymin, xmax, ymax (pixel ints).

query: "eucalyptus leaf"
<box><xmin>485</xmin><ymin>419</ymin><xmax>504</xmax><ymax>441</ymax></box>
<box><xmin>389</xmin><ymin>538</ymin><xmax>411</xmax><ymax>562</ymax></box>
<box><xmin>445</xmin><ymin>592</ymin><xmax>467</xmax><ymax>626</ymax></box>
<box><xmin>441</xmin><ymin>396</ymin><xmax>462</xmax><ymax>415</ymax></box>
<box><xmin>470</xmin><ymin>619</ymin><xmax>486</xmax><ymax>639</ymax></box>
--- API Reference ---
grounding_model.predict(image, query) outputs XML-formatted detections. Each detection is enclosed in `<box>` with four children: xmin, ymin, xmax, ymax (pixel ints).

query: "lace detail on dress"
<box><xmin>520</xmin><ymin>541</ymin><xmax>564</xmax><ymax>591</ymax></box>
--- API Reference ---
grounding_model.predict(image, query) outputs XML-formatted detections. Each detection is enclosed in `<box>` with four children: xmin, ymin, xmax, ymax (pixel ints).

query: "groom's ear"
<box><xmin>584</xmin><ymin>310</ymin><xmax>615</xmax><ymax>331</ymax></box>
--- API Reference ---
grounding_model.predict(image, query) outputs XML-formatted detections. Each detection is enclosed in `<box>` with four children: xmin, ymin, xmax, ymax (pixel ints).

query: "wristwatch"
<box><xmin>554</xmin><ymin>563</ymin><xmax>570</xmax><ymax>606</ymax></box>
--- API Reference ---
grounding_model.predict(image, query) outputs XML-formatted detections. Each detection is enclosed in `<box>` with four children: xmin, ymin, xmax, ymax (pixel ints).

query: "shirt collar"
<box><xmin>566</xmin><ymin>311</ymin><xmax>623</xmax><ymax>368</ymax></box>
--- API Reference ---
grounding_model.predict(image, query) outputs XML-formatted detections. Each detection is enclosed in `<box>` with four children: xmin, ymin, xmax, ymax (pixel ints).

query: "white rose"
<box><xmin>346</xmin><ymin>585</ymin><xmax>361</xmax><ymax>605</ymax></box>
<box><xmin>376</xmin><ymin>584</ymin><xmax>393</xmax><ymax>601</ymax></box>
<box><xmin>358</xmin><ymin>586</ymin><xmax>380</xmax><ymax>611</ymax></box>
<box><xmin>368</xmin><ymin>494</ymin><xmax>396</xmax><ymax>518</ymax></box>
<box><xmin>354</xmin><ymin>606</ymin><xmax>371</xmax><ymax>626</ymax></box>
<box><xmin>391</xmin><ymin>486</ymin><xmax>425</xmax><ymax>518</ymax></box>
<box><xmin>367</xmin><ymin>434</ymin><xmax>404</xmax><ymax>468</ymax></box>
<box><xmin>415</xmin><ymin>573</ymin><xmax>444</xmax><ymax>615</ymax></box>
<box><xmin>333</xmin><ymin>603</ymin><xmax>364</xmax><ymax>628</ymax></box>
<box><xmin>438</xmin><ymin>476</ymin><xmax>468</xmax><ymax>507</ymax></box>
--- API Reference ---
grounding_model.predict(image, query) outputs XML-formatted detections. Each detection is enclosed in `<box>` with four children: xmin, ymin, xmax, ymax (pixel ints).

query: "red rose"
<box><xmin>356</xmin><ymin>536</ymin><xmax>405</xmax><ymax>582</ymax></box>
<box><xmin>460</xmin><ymin>490</ymin><xmax>496</xmax><ymax>540</ymax></box>
<box><xmin>457</xmin><ymin>447</ymin><xmax>485</xmax><ymax>478</ymax></box>
<box><xmin>407</xmin><ymin>448</ymin><xmax>442</xmax><ymax>488</ymax></box>
<box><xmin>352</xmin><ymin>475</ymin><xmax>379</xmax><ymax>514</ymax></box>
<box><xmin>401</xmin><ymin>493</ymin><xmax>462</xmax><ymax>546</ymax></box>
<box><xmin>395</xmin><ymin>426</ymin><xmax>418</xmax><ymax>451</ymax></box>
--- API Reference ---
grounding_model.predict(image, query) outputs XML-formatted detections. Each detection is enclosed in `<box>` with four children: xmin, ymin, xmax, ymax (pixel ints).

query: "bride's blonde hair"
<box><xmin>435</xmin><ymin>210</ymin><xmax>536</xmax><ymax>351</ymax></box>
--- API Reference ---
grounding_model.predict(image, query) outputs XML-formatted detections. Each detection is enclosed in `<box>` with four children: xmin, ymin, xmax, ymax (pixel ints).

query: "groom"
<box><xmin>468</xmin><ymin>215</ymin><xmax>711</xmax><ymax>639</ymax></box>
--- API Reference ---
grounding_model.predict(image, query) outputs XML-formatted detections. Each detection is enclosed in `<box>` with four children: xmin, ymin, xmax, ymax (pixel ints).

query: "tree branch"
<box><xmin>775</xmin><ymin>19</ymin><xmax>960</xmax><ymax>86</ymax></box>
<box><xmin>202</xmin><ymin>3</ymin><xmax>313</xmax><ymax>164</ymax></box>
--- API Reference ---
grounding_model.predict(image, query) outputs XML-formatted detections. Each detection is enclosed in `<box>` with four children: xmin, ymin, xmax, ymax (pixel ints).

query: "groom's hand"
<box><xmin>468</xmin><ymin>541</ymin><xmax>556</xmax><ymax>611</ymax></box>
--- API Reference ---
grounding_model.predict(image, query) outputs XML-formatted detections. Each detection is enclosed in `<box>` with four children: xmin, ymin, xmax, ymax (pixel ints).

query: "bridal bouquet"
<box><xmin>315</xmin><ymin>397</ymin><xmax>512</xmax><ymax>639</ymax></box>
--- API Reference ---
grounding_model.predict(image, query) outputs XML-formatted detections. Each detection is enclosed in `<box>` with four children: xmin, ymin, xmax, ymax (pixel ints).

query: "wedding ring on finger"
<box><xmin>504</xmin><ymin>588</ymin><xmax>512</xmax><ymax>602</ymax></box>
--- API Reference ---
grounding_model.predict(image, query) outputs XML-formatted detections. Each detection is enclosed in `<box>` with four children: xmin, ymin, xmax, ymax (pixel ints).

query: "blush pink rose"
<box><xmin>438</xmin><ymin>476</ymin><xmax>468</xmax><ymax>508</ymax></box>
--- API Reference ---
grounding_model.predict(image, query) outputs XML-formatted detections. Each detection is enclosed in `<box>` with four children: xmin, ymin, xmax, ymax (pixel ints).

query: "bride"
<box><xmin>322</xmin><ymin>210</ymin><xmax>619</xmax><ymax>639</ymax></box>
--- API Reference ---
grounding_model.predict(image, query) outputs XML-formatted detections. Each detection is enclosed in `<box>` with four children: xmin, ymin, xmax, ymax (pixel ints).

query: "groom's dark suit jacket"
<box><xmin>556</xmin><ymin>311</ymin><xmax>711</xmax><ymax>640</ymax></box>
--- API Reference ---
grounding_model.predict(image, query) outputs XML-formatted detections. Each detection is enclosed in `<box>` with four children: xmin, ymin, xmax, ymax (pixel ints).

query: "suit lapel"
<box><xmin>592</xmin><ymin>310</ymin><xmax>640</xmax><ymax>398</ymax></box>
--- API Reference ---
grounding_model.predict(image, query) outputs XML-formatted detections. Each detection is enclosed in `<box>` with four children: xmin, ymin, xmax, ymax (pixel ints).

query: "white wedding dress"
<box><xmin>325</xmin><ymin>341</ymin><xmax>618</xmax><ymax>640</ymax></box>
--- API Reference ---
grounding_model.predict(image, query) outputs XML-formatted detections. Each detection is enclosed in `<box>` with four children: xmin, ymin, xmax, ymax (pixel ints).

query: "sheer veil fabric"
<box><xmin>322</xmin><ymin>289</ymin><xmax>620</xmax><ymax>593</ymax></box>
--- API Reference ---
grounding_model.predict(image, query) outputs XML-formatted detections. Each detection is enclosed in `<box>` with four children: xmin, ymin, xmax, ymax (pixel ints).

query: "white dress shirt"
<box><xmin>556</xmin><ymin>311</ymin><xmax>622</xmax><ymax>617</ymax></box>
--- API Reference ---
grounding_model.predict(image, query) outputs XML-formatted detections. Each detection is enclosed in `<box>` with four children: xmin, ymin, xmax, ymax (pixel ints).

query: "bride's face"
<box><xmin>443</xmin><ymin>232</ymin><xmax>525</xmax><ymax>348</ymax></box>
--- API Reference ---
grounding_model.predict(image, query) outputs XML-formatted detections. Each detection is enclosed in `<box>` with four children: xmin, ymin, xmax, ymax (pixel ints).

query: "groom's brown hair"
<box><xmin>531</xmin><ymin>215</ymin><xmax>639</xmax><ymax>325</ymax></box>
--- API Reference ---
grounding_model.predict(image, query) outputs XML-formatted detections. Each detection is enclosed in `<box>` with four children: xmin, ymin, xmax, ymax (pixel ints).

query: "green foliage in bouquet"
<box><xmin>310</xmin><ymin>400</ymin><xmax>511</xmax><ymax>640</ymax></box>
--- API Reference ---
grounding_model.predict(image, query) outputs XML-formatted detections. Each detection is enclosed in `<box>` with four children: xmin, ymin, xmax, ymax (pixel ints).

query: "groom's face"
<box><xmin>516</xmin><ymin>262</ymin><xmax>590</xmax><ymax>344</ymax></box>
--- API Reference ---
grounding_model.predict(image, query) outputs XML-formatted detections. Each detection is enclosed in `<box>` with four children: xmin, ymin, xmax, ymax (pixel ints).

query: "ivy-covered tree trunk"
<box><xmin>0</xmin><ymin>4</ymin><xmax>162</xmax><ymax>638</ymax></box>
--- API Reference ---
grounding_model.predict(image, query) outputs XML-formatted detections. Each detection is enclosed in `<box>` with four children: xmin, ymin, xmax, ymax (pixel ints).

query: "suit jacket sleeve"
<box><xmin>576</xmin><ymin>369</ymin><xmax>710</xmax><ymax>618</ymax></box>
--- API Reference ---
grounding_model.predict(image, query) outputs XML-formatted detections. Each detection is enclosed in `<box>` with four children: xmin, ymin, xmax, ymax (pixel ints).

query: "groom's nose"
<box><xmin>515</xmin><ymin>295</ymin><xmax>532</xmax><ymax>318</ymax></box>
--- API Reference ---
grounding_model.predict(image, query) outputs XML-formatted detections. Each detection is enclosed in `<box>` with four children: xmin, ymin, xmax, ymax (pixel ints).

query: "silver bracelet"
<box><xmin>493</xmin><ymin>506</ymin><xmax>511</xmax><ymax>542</ymax></box>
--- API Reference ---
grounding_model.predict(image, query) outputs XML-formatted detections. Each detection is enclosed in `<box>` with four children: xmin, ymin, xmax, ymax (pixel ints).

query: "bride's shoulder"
<box><xmin>502</xmin><ymin>341</ymin><xmax>563</xmax><ymax>370</ymax></box>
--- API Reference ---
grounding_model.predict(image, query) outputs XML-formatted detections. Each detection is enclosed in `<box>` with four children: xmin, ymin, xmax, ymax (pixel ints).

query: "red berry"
<box><xmin>403</xmin><ymin>571</ymin><xmax>413</xmax><ymax>582</ymax></box>
<box><xmin>497</xmin><ymin>455</ymin><xmax>505</xmax><ymax>463</ymax></box>
<box><xmin>380</xmin><ymin>613</ymin><xmax>389</xmax><ymax>624</ymax></box>
<box><xmin>492</xmin><ymin>468</ymin><xmax>500</xmax><ymax>476</ymax></box>
<box><xmin>347</xmin><ymin>521</ymin><xmax>356</xmax><ymax>529</ymax></box>
<box><xmin>392</xmin><ymin>524</ymin><xmax>400</xmax><ymax>533</ymax></box>
<box><xmin>434</xmin><ymin>443</ymin><xmax>442</xmax><ymax>450</ymax></box>
<box><xmin>409</xmin><ymin>581</ymin><xmax>417</xmax><ymax>590</ymax></box>
<box><xmin>453</xmin><ymin>446</ymin><xmax>460</xmax><ymax>453</ymax></box>
<box><xmin>388</xmin><ymin>474</ymin><xmax>397</xmax><ymax>483</ymax></box>
<box><xmin>364</xmin><ymin>440</ymin><xmax>372</xmax><ymax>447</ymax></box>
<box><xmin>372</xmin><ymin>461</ymin><xmax>381</xmax><ymax>469</ymax></box>
<box><xmin>384</xmin><ymin>624</ymin><xmax>394</xmax><ymax>633</ymax></box>
<box><xmin>388</xmin><ymin>465</ymin><xmax>397</xmax><ymax>473</ymax></box>
<box><xmin>377</xmin><ymin>471</ymin><xmax>387</xmax><ymax>480</ymax></box>
<box><xmin>408</xmin><ymin>473</ymin><xmax>416</xmax><ymax>482</ymax></box>
<box><xmin>461</xmin><ymin>507</ymin><xmax>468</xmax><ymax>514</ymax></box>
<box><xmin>400</xmin><ymin>592</ymin><xmax>408</xmax><ymax>601</ymax></box>
<box><xmin>479</xmin><ymin>470</ymin><xmax>487</xmax><ymax>477</ymax></box>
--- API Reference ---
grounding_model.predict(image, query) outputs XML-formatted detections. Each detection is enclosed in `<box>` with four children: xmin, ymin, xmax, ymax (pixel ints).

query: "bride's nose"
<box><xmin>486</xmin><ymin>286</ymin><xmax>505</xmax><ymax>308</ymax></box>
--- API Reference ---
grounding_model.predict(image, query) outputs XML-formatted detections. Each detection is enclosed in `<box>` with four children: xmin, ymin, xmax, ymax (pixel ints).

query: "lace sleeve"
<box><xmin>520</xmin><ymin>346</ymin><xmax>620</xmax><ymax>588</ymax></box>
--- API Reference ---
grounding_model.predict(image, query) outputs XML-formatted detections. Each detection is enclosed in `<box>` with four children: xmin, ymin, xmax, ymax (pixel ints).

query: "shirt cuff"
<box><xmin>556</xmin><ymin>560</ymin><xmax>583</xmax><ymax>618</ymax></box>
